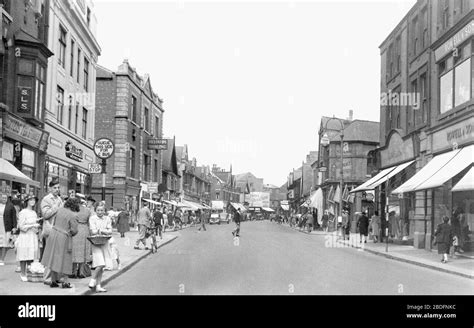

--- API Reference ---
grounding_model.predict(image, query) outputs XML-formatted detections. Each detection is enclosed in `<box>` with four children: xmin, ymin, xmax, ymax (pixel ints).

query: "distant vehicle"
<box><xmin>210</xmin><ymin>213</ymin><xmax>220</xmax><ymax>225</ymax></box>
<box><xmin>219</xmin><ymin>212</ymin><xmax>231</xmax><ymax>224</ymax></box>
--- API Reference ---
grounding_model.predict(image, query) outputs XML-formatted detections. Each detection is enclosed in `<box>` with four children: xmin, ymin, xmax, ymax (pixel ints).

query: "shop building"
<box><xmin>370</xmin><ymin>0</ymin><xmax>474</xmax><ymax>251</ymax></box>
<box><xmin>161</xmin><ymin>138</ymin><xmax>179</xmax><ymax>202</ymax></box>
<box><xmin>43</xmin><ymin>0</ymin><xmax>100</xmax><ymax>197</ymax></box>
<box><xmin>93</xmin><ymin>61</ymin><xmax>164</xmax><ymax>212</ymax></box>
<box><xmin>0</xmin><ymin>0</ymin><xmax>53</xmax><ymax>200</ymax></box>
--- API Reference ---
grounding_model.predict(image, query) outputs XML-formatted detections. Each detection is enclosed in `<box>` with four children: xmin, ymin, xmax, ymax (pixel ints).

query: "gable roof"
<box><xmin>320</xmin><ymin>117</ymin><xmax>380</xmax><ymax>143</ymax></box>
<box><xmin>162</xmin><ymin>138</ymin><xmax>179</xmax><ymax>176</ymax></box>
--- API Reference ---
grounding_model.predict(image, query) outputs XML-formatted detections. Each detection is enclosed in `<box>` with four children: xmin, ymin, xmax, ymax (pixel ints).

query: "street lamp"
<box><xmin>320</xmin><ymin>116</ymin><xmax>345</xmax><ymax>234</ymax></box>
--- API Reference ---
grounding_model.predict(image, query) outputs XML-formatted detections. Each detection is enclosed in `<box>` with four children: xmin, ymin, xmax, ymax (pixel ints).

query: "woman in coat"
<box><xmin>71</xmin><ymin>201</ymin><xmax>92</xmax><ymax>278</ymax></box>
<box><xmin>16</xmin><ymin>194</ymin><xmax>41</xmax><ymax>281</ymax></box>
<box><xmin>435</xmin><ymin>216</ymin><xmax>453</xmax><ymax>263</ymax></box>
<box><xmin>41</xmin><ymin>198</ymin><xmax>79</xmax><ymax>288</ymax></box>
<box><xmin>88</xmin><ymin>203</ymin><xmax>113</xmax><ymax>293</ymax></box>
<box><xmin>321</xmin><ymin>211</ymin><xmax>329</xmax><ymax>232</ymax></box>
<box><xmin>116</xmin><ymin>208</ymin><xmax>130</xmax><ymax>238</ymax></box>
<box><xmin>357</xmin><ymin>211</ymin><xmax>370</xmax><ymax>243</ymax></box>
<box><xmin>370</xmin><ymin>211</ymin><xmax>381</xmax><ymax>243</ymax></box>
<box><xmin>0</xmin><ymin>196</ymin><xmax>18</xmax><ymax>266</ymax></box>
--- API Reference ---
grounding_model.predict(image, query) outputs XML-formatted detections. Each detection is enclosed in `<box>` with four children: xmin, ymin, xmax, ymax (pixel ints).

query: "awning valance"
<box><xmin>0</xmin><ymin>158</ymin><xmax>41</xmax><ymax>188</ymax></box>
<box><xmin>392</xmin><ymin>148</ymin><xmax>462</xmax><ymax>194</ymax></box>
<box><xmin>280</xmin><ymin>204</ymin><xmax>290</xmax><ymax>211</ymax></box>
<box><xmin>262</xmin><ymin>207</ymin><xmax>274</xmax><ymax>212</ymax></box>
<box><xmin>143</xmin><ymin>198</ymin><xmax>162</xmax><ymax>205</ymax></box>
<box><xmin>350</xmin><ymin>167</ymin><xmax>394</xmax><ymax>193</ymax></box>
<box><xmin>452</xmin><ymin>166</ymin><xmax>474</xmax><ymax>192</ymax></box>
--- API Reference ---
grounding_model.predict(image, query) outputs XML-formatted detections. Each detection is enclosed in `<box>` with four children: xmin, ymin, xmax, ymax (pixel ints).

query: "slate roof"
<box><xmin>162</xmin><ymin>139</ymin><xmax>179</xmax><ymax>176</ymax></box>
<box><xmin>320</xmin><ymin>117</ymin><xmax>380</xmax><ymax>143</ymax></box>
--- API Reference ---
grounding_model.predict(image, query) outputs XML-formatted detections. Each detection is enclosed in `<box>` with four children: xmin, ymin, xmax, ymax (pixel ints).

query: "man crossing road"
<box><xmin>232</xmin><ymin>208</ymin><xmax>241</xmax><ymax>238</ymax></box>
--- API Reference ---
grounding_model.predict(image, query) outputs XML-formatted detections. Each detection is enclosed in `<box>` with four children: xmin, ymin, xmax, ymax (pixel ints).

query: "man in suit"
<box><xmin>134</xmin><ymin>201</ymin><xmax>151</xmax><ymax>250</ymax></box>
<box><xmin>40</xmin><ymin>177</ymin><xmax>64</xmax><ymax>285</ymax></box>
<box><xmin>232</xmin><ymin>208</ymin><xmax>241</xmax><ymax>237</ymax></box>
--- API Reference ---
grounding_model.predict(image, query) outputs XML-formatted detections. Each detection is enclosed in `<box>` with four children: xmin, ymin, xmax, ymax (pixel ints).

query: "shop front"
<box><xmin>0</xmin><ymin>111</ymin><xmax>48</xmax><ymax>200</ymax></box>
<box><xmin>44</xmin><ymin>128</ymin><xmax>94</xmax><ymax>198</ymax></box>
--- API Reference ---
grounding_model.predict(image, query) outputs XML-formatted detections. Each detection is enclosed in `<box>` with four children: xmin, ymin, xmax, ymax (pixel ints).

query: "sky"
<box><xmin>93</xmin><ymin>0</ymin><xmax>416</xmax><ymax>187</ymax></box>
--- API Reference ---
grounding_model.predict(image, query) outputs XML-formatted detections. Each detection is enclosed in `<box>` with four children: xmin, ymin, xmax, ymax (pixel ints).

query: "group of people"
<box><xmin>0</xmin><ymin>177</ymin><xmax>122</xmax><ymax>293</ymax></box>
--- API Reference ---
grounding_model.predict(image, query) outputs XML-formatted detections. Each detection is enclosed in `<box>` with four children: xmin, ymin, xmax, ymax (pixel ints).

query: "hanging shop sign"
<box><xmin>148</xmin><ymin>138</ymin><xmax>168</xmax><ymax>150</ymax></box>
<box><xmin>65</xmin><ymin>141</ymin><xmax>84</xmax><ymax>162</ymax></box>
<box><xmin>17</xmin><ymin>87</ymin><xmax>32</xmax><ymax>114</ymax></box>
<box><xmin>3</xmin><ymin>113</ymin><xmax>47</xmax><ymax>151</ymax></box>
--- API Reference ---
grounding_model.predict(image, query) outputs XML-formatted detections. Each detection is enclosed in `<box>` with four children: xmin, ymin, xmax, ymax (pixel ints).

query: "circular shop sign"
<box><xmin>93</xmin><ymin>138</ymin><xmax>115</xmax><ymax>159</ymax></box>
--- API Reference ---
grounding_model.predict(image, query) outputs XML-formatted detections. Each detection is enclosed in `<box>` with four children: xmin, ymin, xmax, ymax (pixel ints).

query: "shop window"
<box><xmin>1</xmin><ymin>142</ymin><xmax>13</xmax><ymax>161</ymax></box>
<box><xmin>440</xmin><ymin>70</ymin><xmax>453</xmax><ymax>113</ymax></box>
<box><xmin>21</xmin><ymin>148</ymin><xmax>35</xmax><ymax>180</ymax></box>
<box><xmin>454</xmin><ymin>58</ymin><xmax>471</xmax><ymax>107</ymax></box>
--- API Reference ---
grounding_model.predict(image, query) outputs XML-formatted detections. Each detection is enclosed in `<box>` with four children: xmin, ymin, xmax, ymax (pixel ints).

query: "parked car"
<box><xmin>219</xmin><ymin>212</ymin><xmax>231</xmax><ymax>224</ymax></box>
<box><xmin>210</xmin><ymin>213</ymin><xmax>220</xmax><ymax>224</ymax></box>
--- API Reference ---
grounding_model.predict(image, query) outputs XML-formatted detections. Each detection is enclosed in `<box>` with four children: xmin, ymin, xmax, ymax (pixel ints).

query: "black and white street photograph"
<box><xmin>0</xmin><ymin>0</ymin><xmax>473</xmax><ymax>324</ymax></box>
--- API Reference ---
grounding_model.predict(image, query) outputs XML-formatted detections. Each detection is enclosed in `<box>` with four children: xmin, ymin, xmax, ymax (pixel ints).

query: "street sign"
<box><xmin>148</xmin><ymin>138</ymin><xmax>168</xmax><ymax>150</ymax></box>
<box><xmin>88</xmin><ymin>163</ymin><xmax>103</xmax><ymax>174</ymax></box>
<box><xmin>321</xmin><ymin>133</ymin><xmax>330</xmax><ymax>147</ymax></box>
<box><xmin>148</xmin><ymin>182</ymin><xmax>159</xmax><ymax>193</ymax></box>
<box><xmin>93</xmin><ymin>138</ymin><xmax>115</xmax><ymax>159</ymax></box>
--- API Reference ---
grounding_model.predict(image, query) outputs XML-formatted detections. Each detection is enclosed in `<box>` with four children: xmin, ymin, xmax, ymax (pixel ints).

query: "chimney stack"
<box><xmin>348</xmin><ymin>110</ymin><xmax>353</xmax><ymax>121</ymax></box>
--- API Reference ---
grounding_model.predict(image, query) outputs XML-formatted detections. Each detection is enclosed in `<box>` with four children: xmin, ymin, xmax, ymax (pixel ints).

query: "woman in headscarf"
<box><xmin>41</xmin><ymin>197</ymin><xmax>79</xmax><ymax>288</ymax></box>
<box><xmin>71</xmin><ymin>198</ymin><xmax>92</xmax><ymax>278</ymax></box>
<box><xmin>116</xmin><ymin>208</ymin><xmax>130</xmax><ymax>238</ymax></box>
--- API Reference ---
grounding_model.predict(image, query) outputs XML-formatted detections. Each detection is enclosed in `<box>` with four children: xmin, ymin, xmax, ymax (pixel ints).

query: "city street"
<box><xmin>102</xmin><ymin>221</ymin><xmax>474</xmax><ymax>295</ymax></box>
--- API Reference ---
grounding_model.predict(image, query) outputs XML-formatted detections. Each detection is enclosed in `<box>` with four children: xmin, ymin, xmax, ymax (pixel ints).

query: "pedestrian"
<box><xmin>434</xmin><ymin>216</ymin><xmax>454</xmax><ymax>263</ymax></box>
<box><xmin>357</xmin><ymin>211</ymin><xmax>369</xmax><ymax>244</ymax></box>
<box><xmin>198</xmin><ymin>209</ymin><xmax>207</xmax><ymax>231</ymax></box>
<box><xmin>86</xmin><ymin>196</ymin><xmax>96</xmax><ymax>216</ymax></box>
<box><xmin>134</xmin><ymin>201</ymin><xmax>151</xmax><ymax>250</ymax></box>
<box><xmin>162</xmin><ymin>207</ymin><xmax>168</xmax><ymax>232</ymax></box>
<box><xmin>0</xmin><ymin>196</ymin><xmax>18</xmax><ymax>266</ymax></box>
<box><xmin>71</xmin><ymin>198</ymin><xmax>92</xmax><ymax>279</ymax></box>
<box><xmin>174</xmin><ymin>209</ymin><xmax>183</xmax><ymax>230</ymax></box>
<box><xmin>41</xmin><ymin>197</ymin><xmax>80</xmax><ymax>288</ymax></box>
<box><xmin>116</xmin><ymin>207</ymin><xmax>130</xmax><ymax>238</ymax></box>
<box><xmin>40</xmin><ymin>177</ymin><xmax>64</xmax><ymax>285</ymax></box>
<box><xmin>342</xmin><ymin>209</ymin><xmax>351</xmax><ymax>240</ymax></box>
<box><xmin>152</xmin><ymin>207</ymin><xmax>163</xmax><ymax>240</ymax></box>
<box><xmin>88</xmin><ymin>203</ymin><xmax>113</xmax><ymax>292</ymax></box>
<box><xmin>370</xmin><ymin>211</ymin><xmax>381</xmax><ymax>243</ymax></box>
<box><xmin>16</xmin><ymin>194</ymin><xmax>41</xmax><ymax>282</ymax></box>
<box><xmin>232</xmin><ymin>208</ymin><xmax>241</xmax><ymax>237</ymax></box>
<box><xmin>451</xmin><ymin>208</ymin><xmax>465</xmax><ymax>254</ymax></box>
<box><xmin>322</xmin><ymin>210</ymin><xmax>329</xmax><ymax>232</ymax></box>
<box><xmin>305</xmin><ymin>210</ymin><xmax>314</xmax><ymax>233</ymax></box>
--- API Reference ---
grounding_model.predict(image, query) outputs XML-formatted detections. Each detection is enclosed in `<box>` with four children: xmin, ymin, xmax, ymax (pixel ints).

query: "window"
<box><xmin>412</xmin><ymin>16</ymin><xmax>418</xmax><ymax>56</ymax></box>
<box><xmin>388</xmin><ymin>43</ymin><xmax>394</xmax><ymax>78</ymax></box>
<box><xmin>70</xmin><ymin>39</ymin><xmax>75</xmax><ymax>77</ymax></box>
<box><xmin>83</xmin><ymin>57</ymin><xmax>89</xmax><ymax>91</ymax></box>
<box><xmin>155</xmin><ymin>116</ymin><xmax>160</xmax><ymax>137</ymax></box>
<box><xmin>130</xmin><ymin>148</ymin><xmax>136</xmax><ymax>177</ymax></box>
<box><xmin>144</xmin><ymin>154</ymin><xmax>150</xmax><ymax>181</ymax></box>
<box><xmin>77</xmin><ymin>48</ymin><xmax>81</xmax><ymax>84</ymax></box>
<box><xmin>144</xmin><ymin>107</ymin><xmax>149</xmax><ymax>131</ymax></box>
<box><xmin>421</xmin><ymin>8</ymin><xmax>428</xmax><ymax>49</ymax></box>
<box><xmin>420</xmin><ymin>73</ymin><xmax>428</xmax><ymax>123</ymax></box>
<box><xmin>75</xmin><ymin>102</ymin><xmax>79</xmax><ymax>134</ymax></box>
<box><xmin>396</xmin><ymin>36</ymin><xmax>401</xmax><ymax>73</ymax></box>
<box><xmin>82</xmin><ymin>108</ymin><xmax>88</xmax><ymax>139</ymax></box>
<box><xmin>57</xmin><ymin>86</ymin><xmax>64</xmax><ymax>124</ymax></box>
<box><xmin>439</xmin><ymin>43</ymin><xmax>472</xmax><ymax>114</ymax></box>
<box><xmin>34</xmin><ymin>63</ymin><xmax>45</xmax><ymax>119</ymax></box>
<box><xmin>131</xmin><ymin>96</ymin><xmax>137</xmax><ymax>122</ymax></box>
<box><xmin>87</xmin><ymin>7</ymin><xmax>91</xmax><ymax>27</ymax></box>
<box><xmin>409</xmin><ymin>79</ymin><xmax>417</xmax><ymax>129</ymax></box>
<box><xmin>68</xmin><ymin>97</ymin><xmax>73</xmax><ymax>129</ymax></box>
<box><xmin>154</xmin><ymin>159</ymin><xmax>159</xmax><ymax>182</ymax></box>
<box><xmin>443</xmin><ymin>0</ymin><xmax>450</xmax><ymax>30</ymax></box>
<box><xmin>58</xmin><ymin>26</ymin><xmax>67</xmax><ymax>68</ymax></box>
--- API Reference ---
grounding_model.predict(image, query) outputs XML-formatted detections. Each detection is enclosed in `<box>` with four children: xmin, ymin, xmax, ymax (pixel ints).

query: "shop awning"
<box><xmin>452</xmin><ymin>166</ymin><xmax>474</xmax><ymax>192</ymax></box>
<box><xmin>181</xmin><ymin>200</ymin><xmax>200</xmax><ymax>210</ymax></box>
<box><xmin>365</xmin><ymin>160</ymin><xmax>415</xmax><ymax>189</ymax></box>
<box><xmin>262</xmin><ymin>207</ymin><xmax>274</xmax><ymax>212</ymax></box>
<box><xmin>163</xmin><ymin>200</ymin><xmax>178</xmax><ymax>206</ymax></box>
<box><xmin>201</xmin><ymin>203</ymin><xmax>211</xmax><ymax>209</ymax></box>
<box><xmin>280</xmin><ymin>204</ymin><xmax>290</xmax><ymax>211</ymax></box>
<box><xmin>333</xmin><ymin>185</ymin><xmax>341</xmax><ymax>203</ymax></box>
<box><xmin>350</xmin><ymin>167</ymin><xmax>395</xmax><ymax>193</ymax></box>
<box><xmin>143</xmin><ymin>198</ymin><xmax>162</xmax><ymax>205</ymax></box>
<box><xmin>392</xmin><ymin>148</ymin><xmax>462</xmax><ymax>194</ymax></box>
<box><xmin>0</xmin><ymin>158</ymin><xmax>41</xmax><ymax>188</ymax></box>
<box><xmin>413</xmin><ymin>145</ymin><xmax>474</xmax><ymax>191</ymax></box>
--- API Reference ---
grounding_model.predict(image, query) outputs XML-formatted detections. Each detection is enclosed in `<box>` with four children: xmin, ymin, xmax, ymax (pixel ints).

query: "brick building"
<box><xmin>92</xmin><ymin>60</ymin><xmax>164</xmax><ymax>213</ymax></box>
<box><xmin>0</xmin><ymin>0</ymin><xmax>52</xmax><ymax>200</ymax></box>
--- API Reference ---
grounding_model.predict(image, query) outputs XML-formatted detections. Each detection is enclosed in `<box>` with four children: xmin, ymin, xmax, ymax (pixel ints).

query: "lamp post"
<box><xmin>320</xmin><ymin>116</ymin><xmax>345</xmax><ymax>234</ymax></box>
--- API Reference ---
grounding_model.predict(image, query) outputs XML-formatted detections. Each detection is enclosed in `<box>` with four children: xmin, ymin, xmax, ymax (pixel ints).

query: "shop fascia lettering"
<box><xmin>65</xmin><ymin>141</ymin><xmax>83</xmax><ymax>162</ymax></box>
<box><xmin>446</xmin><ymin>123</ymin><xmax>474</xmax><ymax>142</ymax></box>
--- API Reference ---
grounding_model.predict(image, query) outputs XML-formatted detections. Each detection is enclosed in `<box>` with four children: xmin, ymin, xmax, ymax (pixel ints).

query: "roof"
<box><xmin>235</xmin><ymin>172</ymin><xmax>258</xmax><ymax>181</ymax></box>
<box><xmin>96</xmin><ymin>65</ymin><xmax>115</xmax><ymax>79</ymax></box>
<box><xmin>175</xmin><ymin>146</ymin><xmax>184</xmax><ymax>162</ymax></box>
<box><xmin>320</xmin><ymin>117</ymin><xmax>380</xmax><ymax>143</ymax></box>
<box><xmin>162</xmin><ymin>139</ymin><xmax>179</xmax><ymax>176</ymax></box>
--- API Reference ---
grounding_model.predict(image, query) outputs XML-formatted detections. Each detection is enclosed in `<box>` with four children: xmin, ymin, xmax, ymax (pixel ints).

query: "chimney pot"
<box><xmin>348</xmin><ymin>110</ymin><xmax>353</xmax><ymax>121</ymax></box>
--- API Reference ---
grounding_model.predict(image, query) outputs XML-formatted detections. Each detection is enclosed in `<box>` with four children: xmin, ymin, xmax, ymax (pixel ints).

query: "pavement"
<box><xmin>281</xmin><ymin>221</ymin><xmax>474</xmax><ymax>280</ymax></box>
<box><xmin>102</xmin><ymin>221</ymin><xmax>474</xmax><ymax>295</ymax></box>
<box><xmin>0</xmin><ymin>228</ymin><xmax>180</xmax><ymax>295</ymax></box>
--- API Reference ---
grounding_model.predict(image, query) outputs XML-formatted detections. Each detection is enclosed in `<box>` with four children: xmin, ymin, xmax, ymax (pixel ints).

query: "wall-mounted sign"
<box><xmin>17</xmin><ymin>87</ymin><xmax>32</xmax><ymax>114</ymax></box>
<box><xmin>88</xmin><ymin>163</ymin><xmax>102</xmax><ymax>174</ymax></box>
<box><xmin>49</xmin><ymin>137</ymin><xmax>63</xmax><ymax>149</ymax></box>
<box><xmin>4</xmin><ymin>113</ymin><xmax>45</xmax><ymax>150</ymax></box>
<box><xmin>148</xmin><ymin>138</ymin><xmax>168</xmax><ymax>150</ymax></box>
<box><xmin>432</xmin><ymin>116</ymin><xmax>474</xmax><ymax>152</ymax></box>
<box><xmin>65</xmin><ymin>141</ymin><xmax>84</xmax><ymax>162</ymax></box>
<box><xmin>435</xmin><ymin>20</ymin><xmax>474</xmax><ymax>62</ymax></box>
<box><xmin>148</xmin><ymin>182</ymin><xmax>159</xmax><ymax>194</ymax></box>
<box><xmin>93</xmin><ymin>138</ymin><xmax>115</xmax><ymax>159</ymax></box>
